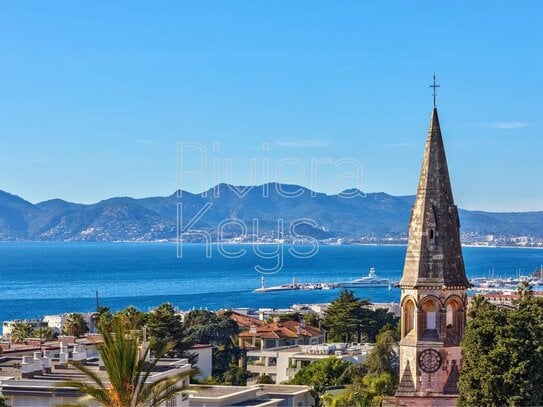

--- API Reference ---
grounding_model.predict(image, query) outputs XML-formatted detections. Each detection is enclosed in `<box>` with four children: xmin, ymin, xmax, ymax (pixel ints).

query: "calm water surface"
<box><xmin>0</xmin><ymin>243</ymin><xmax>541</xmax><ymax>323</ymax></box>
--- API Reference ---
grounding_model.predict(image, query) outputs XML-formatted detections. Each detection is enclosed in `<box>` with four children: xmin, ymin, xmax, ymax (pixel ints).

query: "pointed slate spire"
<box><xmin>400</xmin><ymin>108</ymin><xmax>470</xmax><ymax>288</ymax></box>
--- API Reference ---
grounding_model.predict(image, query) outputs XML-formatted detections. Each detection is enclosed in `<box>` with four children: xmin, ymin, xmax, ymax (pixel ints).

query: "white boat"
<box><xmin>339</xmin><ymin>268</ymin><xmax>393</xmax><ymax>288</ymax></box>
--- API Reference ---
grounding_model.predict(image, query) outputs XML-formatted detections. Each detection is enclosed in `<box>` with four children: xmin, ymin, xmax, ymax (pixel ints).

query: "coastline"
<box><xmin>0</xmin><ymin>242</ymin><xmax>541</xmax><ymax>325</ymax></box>
<box><xmin>0</xmin><ymin>240</ymin><xmax>541</xmax><ymax>250</ymax></box>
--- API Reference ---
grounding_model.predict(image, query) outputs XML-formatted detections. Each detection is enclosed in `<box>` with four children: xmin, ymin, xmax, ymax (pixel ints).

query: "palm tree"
<box><xmin>63</xmin><ymin>313</ymin><xmax>89</xmax><ymax>338</ymax></box>
<box><xmin>34</xmin><ymin>326</ymin><xmax>57</xmax><ymax>341</ymax></box>
<box><xmin>467</xmin><ymin>294</ymin><xmax>488</xmax><ymax>318</ymax></box>
<box><xmin>93</xmin><ymin>306</ymin><xmax>113</xmax><ymax>327</ymax></box>
<box><xmin>517</xmin><ymin>280</ymin><xmax>534</xmax><ymax>300</ymax></box>
<box><xmin>59</xmin><ymin>319</ymin><xmax>191</xmax><ymax>407</ymax></box>
<box><xmin>116</xmin><ymin>306</ymin><xmax>144</xmax><ymax>331</ymax></box>
<box><xmin>10</xmin><ymin>322</ymin><xmax>33</xmax><ymax>343</ymax></box>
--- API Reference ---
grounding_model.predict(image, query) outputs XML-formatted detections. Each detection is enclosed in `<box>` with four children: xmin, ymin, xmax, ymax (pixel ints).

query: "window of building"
<box><xmin>403</xmin><ymin>299</ymin><xmax>415</xmax><ymax>337</ymax></box>
<box><xmin>445</xmin><ymin>298</ymin><xmax>463</xmax><ymax>345</ymax></box>
<box><xmin>420</xmin><ymin>298</ymin><xmax>441</xmax><ymax>340</ymax></box>
<box><xmin>446</xmin><ymin>303</ymin><xmax>454</xmax><ymax>328</ymax></box>
<box><xmin>426</xmin><ymin>303</ymin><xmax>437</xmax><ymax>330</ymax></box>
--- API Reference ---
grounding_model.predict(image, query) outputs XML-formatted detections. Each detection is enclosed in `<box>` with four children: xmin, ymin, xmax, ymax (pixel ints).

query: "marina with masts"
<box><xmin>469</xmin><ymin>265</ymin><xmax>543</xmax><ymax>293</ymax></box>
<box><xmin>253</xmin><ymin>266</ymin><xmax>543</xmax><ymax>294</ymax></box>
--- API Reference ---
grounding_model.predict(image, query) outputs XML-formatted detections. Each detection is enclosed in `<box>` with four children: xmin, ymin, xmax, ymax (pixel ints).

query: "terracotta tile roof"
<box><xmin>238</xmin><ymin>320</ymin><xmax>323</xmax><ymax>340</ymax></box>
<box><xmin>281</xmin><ymin>320</ymin><xmax>323</xmax><ymax>337</ymax></box>
<box><xmin>220</xmin><ymin>311</ymin><xmax>264</xmax><ymax>329</ymax></box>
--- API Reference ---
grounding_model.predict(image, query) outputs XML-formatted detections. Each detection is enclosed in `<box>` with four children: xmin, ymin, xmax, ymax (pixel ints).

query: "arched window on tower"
<box><xmin>421</xmin><ymin>298</ymin><xmax>440</xmax><ymax>341</ymax></box>
<box><xmin>446</xmin><ymin>303</ymin><xmax>454</xmax><ymax>328</ymax></box>
<box><xmin>445</xmin><ymin>297</ymin><xmax>463</xmax><ymax>346</ymax></box>
<box><xmin>426</xmin><ymin>303</ymin><xmax>437</xmax><ymax>329</ymax></box>
<box><xmin>402</xmin><ymin>299</ymin><xmax>415</xmax><ymax>338</ymax></box>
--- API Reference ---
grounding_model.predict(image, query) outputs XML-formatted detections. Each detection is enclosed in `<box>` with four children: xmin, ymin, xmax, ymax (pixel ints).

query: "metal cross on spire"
<box><xmin>430</xmin><ymin>74</ymin><xmax>440</xmax><ymax>108</ymax></box>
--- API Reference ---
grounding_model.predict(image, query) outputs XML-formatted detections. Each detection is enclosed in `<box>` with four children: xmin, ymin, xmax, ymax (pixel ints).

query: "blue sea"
<box><xmin>0</xmin><ymin>242</ymin><xmax>542</xmax><ymax>323</ymax></box>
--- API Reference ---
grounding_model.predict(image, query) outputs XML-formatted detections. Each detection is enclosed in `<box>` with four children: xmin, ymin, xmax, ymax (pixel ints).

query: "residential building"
<box><xmin>477</xmin><ymin>291</ymin><xmax>543</xmax><ymax>308</ymax></box>
<box><xmin>189</xmin><ymin>344</ymin><xmax>213</xmax><ymax>381</ymax></box>
<box><xmin>0</xmin><ymin>342</ymin><xmax>192</xmax><ymax>407</ymax></box>
<box><xmin>187</xmin><ymin>384</ymin><xmax>314</xmax><ymax>407</ymax></box>
<box><xmin>291</xmin><ymin>303</ymin><xmax>329</xmax><ymax>318</ymax></box>
<box><xmin>43</xmin><ymin>312</ymin><xmax>97</xmax><ymax>334</ymax></box>
<box><xmin>2</xmin><ymin>313</ymin><xmax>98</xmax><ymax>340</ymax></box>
<box><xmin>237</xmin><ymin>318</ymin><xmax>324</xmax><ymax>351</ymax></box>
<box><xmin>222</xmin><ymin>310</ymin><xmax>265</xmax><ymax>330</ymax></box>
<box><xmin>0</xmin><ymin>340</ymin><xmax>312</xmax><ymax>407</ymax></box>
<box><xmin>246</xmin><ymin>343</ymin><xmax>373</xmax><ymax>384</ymax></box>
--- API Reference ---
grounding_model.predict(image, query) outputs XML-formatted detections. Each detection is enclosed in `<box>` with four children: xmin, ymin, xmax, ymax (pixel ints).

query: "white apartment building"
<box><xmin>187</xmin><ymin>384</ymin><xmax>313</xmax><ymax>407</ymax></box>
<box><xmin>246</xmin><ymin>343</ymin><xmax>373</xmax><ymax>384</ymax></box>
<box><xmin>0</xmin><ymin>344</ymin><xmax>312</xmax><ymax>407</ymax></box>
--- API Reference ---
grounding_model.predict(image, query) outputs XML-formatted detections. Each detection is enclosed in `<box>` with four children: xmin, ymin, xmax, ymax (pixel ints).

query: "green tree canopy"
<box><xmin>221</xmin><ymin>366</ymin><xmax>249</xmax><ymax>386</ymax></box>
<box><xmin>115</xmin><ymin>306</ymin><xmax>145</xmax><ymax>331</ymax></box>
<box><xmin>517</xmin><ymin>280</ymin><xmax>534</xmax><ymax>300</ymax></box>
<box><xmin>323</xmin><ymin>327</ymin><xmax>399</xmax><ymax>407</ymax></box>
<box><xmin>183</xmin><ymin>310</ymin><xmax>241</xmax><ymax>380</ymax></box>
<box><xmin>10</xmin><ymin>322</ymin><xmax>34</xmax><ymax>343</ymax></box>
<box><xmin>256</xmin><ymin>374</ymin><xmax>275</xmax><ymax>384</ymax></box>
<box><xmin>183</xmin><ymin>310</ymin><xmax>239</xmax><ymax>346</ymax></box>
<box><xmin>303</xmin><ymin>312</ymin><xmax>320</xmax><ymax>327</ymax></box>
<box><xmin>146</xmin><ymin>303</ymin><xmax>189</xmax><ymax>358</ymax></box>
<box><xmin>92</xmin><ymin>305</ymin><xmax>114</xmax><ymax>331</ymax></box>
<box><xmin>363</xmin><ymin>327</ymin><xmax>398</xmax><ymax>378</ymax></box>
<box><xmin>323</xmin><ymin>289</ymin><xmax>398</xmax><ymax>343</ymax></box>
<box><xmin>33</xmin><ymin>326</ymin><xmax>57</xmax><ymax>341</ymax></box>
<box><xmin>323</xmin><ymin>290</ymin><xmax>368</xmax><ymax>342</ymax></box>
<box><xmin>324</xmin><ymin>372</ymin><xmax>395</xmax><ymax>407</ymax></box>
<box><xmin>363</xmin><ymin>308</ymin><xmax>398</xmax><ymax>343</ymax></box>
<box><xmin>288</xmin><ymin>357</ymin><xmax>352</xmax><ymax>398</ymax></box>
<box><xmin>458</xmin><ymin>289</ymin><xmax>543</xmax><ymax>406</ymax></box>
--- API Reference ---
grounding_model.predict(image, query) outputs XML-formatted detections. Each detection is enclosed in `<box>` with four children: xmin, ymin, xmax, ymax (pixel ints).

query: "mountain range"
<box><xmin>0</xmin><ymin>183</ymin><xmax>542</xmax><ymax>242</ymax></box>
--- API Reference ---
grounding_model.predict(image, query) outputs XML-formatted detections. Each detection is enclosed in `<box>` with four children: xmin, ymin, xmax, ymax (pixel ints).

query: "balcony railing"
<box><xmin>246</xmin><ymin>363</ymin><xmax>278</xmax><ymax>374</ymax></box>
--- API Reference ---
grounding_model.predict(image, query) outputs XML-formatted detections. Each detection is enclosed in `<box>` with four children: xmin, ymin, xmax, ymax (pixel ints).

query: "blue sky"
<box><xmin>0</xmin><ymin>1</ymin><xmax>541</xmax><ymax>211</ymax></box>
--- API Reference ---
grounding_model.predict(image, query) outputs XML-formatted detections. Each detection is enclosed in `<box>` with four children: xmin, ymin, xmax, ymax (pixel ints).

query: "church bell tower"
<box><xmin>395</xmin><ymin>89</ymin><xmax>470</xmax><ymax>406</ymax></box>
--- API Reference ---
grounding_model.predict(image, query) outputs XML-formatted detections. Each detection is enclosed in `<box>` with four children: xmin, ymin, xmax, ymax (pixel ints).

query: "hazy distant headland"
<box><xmin>0</xmin><ymin>183</ymin><xmax>542</xmax><ymax>247</ymax></box>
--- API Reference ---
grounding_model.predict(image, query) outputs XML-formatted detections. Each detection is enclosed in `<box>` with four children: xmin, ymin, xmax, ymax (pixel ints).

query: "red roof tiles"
<box><xmin>237</xmin><ymin>320</ymin><xmax>323</xmax><ymax>340</ymax></box>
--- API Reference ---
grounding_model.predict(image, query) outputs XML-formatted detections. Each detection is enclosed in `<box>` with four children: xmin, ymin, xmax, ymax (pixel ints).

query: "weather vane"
<box><xmin>430</xmin><ymin>74</ymin><xmax>440</xmax><ymax>108</ymax></box>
